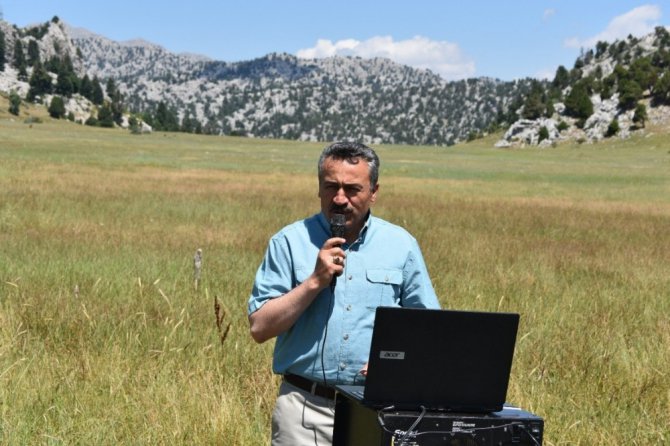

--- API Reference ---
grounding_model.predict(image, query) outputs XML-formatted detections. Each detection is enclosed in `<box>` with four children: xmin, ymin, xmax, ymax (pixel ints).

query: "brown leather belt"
<box><xmin>283</xmin><ymin>374</ymin><xmax>336</xmax><ymax>400</ymax></box>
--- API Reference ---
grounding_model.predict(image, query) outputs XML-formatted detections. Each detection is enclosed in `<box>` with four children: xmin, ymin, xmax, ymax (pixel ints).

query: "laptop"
<box><xmin>336</xmin><ymin>307</ymin><xmax>520</xmax><ymax>412</ymax></box>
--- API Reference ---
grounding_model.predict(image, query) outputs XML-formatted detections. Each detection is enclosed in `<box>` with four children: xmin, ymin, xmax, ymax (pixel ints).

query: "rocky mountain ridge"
<box><xmin>5</xmin><ymin>18</ymin><xmax>669</xmax><ymax>147</ymax></box>
<box><xmin>1</xmin><ymin>18</ymin><xmax>535</xmax><ymax>145</ymax></box>
<box><xmin>70</xmin><ymin>25</ymin><xmax>535</xmax><ymax>145</ymax></box>
<box><xmin>496</xmin><ymin>27</ymin><xmax>670</xmax><ymax>147</ymax></box>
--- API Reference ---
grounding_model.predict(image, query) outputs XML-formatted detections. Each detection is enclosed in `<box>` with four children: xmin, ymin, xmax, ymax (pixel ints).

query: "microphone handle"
<box><xmin>329</xmin><ymin>214</ymin><xmax>346</xmax><ymax>291</ymax></box>
<box><xmin>330</xmin><ymin>242</ymin><xmax>342</xmax><ymax>290</ymax></box>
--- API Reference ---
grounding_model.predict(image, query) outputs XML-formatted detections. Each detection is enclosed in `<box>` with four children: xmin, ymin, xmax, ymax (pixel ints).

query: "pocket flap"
<box><xmin>366</xmin><ymin>268</ymin><xmax>402</xmax><ymax>285</ymax></box>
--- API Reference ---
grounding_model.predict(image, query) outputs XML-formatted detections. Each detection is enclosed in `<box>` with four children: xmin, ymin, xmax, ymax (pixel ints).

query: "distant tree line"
<box><xmin>11</xmin><ymin>17</ymin><xmax>670</xmax><ymax>142</ymax></box>
<box><xmin>4</xmin><ymin>16</ymin><xmax>532</xmax><ymax>142</ymax></box>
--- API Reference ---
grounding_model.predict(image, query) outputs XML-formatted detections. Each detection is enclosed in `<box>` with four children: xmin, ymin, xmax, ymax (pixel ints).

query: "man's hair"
<box><xmin>318</xmin><ymin>141</ymin><xmax>380</xmax><ymax>188</ymax></box>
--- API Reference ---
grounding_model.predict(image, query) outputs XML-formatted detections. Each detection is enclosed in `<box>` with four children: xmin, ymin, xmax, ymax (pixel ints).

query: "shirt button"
<box><xmin>346</xmin><ymin>304</ymin><xmax>352</xmax><ymax>311</ymax></box>
<box><xmin>339</xmin><ymin>362</ymin><xmax>347</xmax><ymax>370</ymax></box>
<box><xmin>348</xmin><ymin>275</ymin><xmax>353</xmax><ymax>280</ymax></box>
<box><xmin>385</xmin><ymin>276</ymin><xmax>389</xmax><ymax>282</ymax></box>
<box><xmin>343</xmin><ymin>334</ymin><xmax>349</xmax><ymax>340</ymax></box>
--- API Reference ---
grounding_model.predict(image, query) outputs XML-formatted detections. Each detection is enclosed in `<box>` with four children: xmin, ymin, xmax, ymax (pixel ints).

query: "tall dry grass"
<box><xmin>1</xmin><ymin>116</ymin><xmax>669</xmax><ymax>444</ymax></box>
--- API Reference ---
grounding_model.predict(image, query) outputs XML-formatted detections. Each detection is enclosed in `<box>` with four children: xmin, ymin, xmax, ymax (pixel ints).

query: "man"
<box><xmin>248</xmin><ymin>141</ymin><xmax>440</xmax><ymax>445</ymax></box>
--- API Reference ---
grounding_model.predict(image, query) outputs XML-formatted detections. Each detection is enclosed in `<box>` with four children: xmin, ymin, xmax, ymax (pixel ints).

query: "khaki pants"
<box><xmin>271</xmin><ymin>381</ymin><xmax>335</xmax><ymax>446</ymax></box>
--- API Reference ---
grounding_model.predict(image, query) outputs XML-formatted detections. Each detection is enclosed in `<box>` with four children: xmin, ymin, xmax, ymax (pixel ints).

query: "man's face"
<box><xmin>319</xmin><ymin>157</ymin><xmax>378</xmax><ymax>238</ymax></box>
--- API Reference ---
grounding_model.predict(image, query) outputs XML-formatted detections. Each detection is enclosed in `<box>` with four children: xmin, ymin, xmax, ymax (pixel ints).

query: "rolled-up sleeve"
<box><xmin>401</xmin><ymin>238</ymin><xmax>440</xmax><ymax>309</ymax></box>
<box><xmin>248</xmin><ymin>235</ymin><xmax>294</xmax><ymax>315</ymax></box>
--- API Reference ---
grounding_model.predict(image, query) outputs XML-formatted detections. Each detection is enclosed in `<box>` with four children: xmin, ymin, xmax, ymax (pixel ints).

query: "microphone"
<box><xmin>330</xmin><ymin>213</ymin><xmax>346</xmax><ymax>241</ymax></box>
<box><xmin>329</xmin><ymin>213</ymin><xmax>346</xmax><ymax>289</ymax></box>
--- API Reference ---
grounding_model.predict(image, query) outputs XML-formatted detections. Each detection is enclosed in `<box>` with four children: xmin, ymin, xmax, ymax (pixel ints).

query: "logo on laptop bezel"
<box><xmin>380</xmin><ymin>350</ymin><xmax>405</xmax><ymax>360</ymax></box>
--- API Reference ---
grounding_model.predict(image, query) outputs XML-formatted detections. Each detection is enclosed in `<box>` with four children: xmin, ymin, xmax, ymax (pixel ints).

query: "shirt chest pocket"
<box><xmin>365</xmin><ymin>268</ymin><xmax>403</xmax><ymax>308</ymax></box>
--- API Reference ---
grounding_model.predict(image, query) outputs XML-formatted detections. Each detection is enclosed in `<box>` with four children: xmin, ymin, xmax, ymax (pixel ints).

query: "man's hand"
<box><xmin>311</xmin><ymin>237</ymin><xmax>346</xmax><ymax>289</ymax></box>
<box><xmin>249</xmin><ymin>237</ymin><xmax>346</xmax><ymax>343</ymax></box>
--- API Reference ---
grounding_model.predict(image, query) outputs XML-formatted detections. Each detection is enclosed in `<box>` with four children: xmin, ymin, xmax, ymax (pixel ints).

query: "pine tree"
<box><xmin>154</xmin><ymin>101</ymin><xmax>179</xmax><ymax>131</ymax></box>
<box><xmin>9</xmin><ymin>91</ymin><xmax>21</xmax><ymax>116</ymax></box>
<box><xmin>55</xmin><ymin>71</ymin><xmax>74</xmax><ymax>97</ymax></box>
<box><xmin>111</xmin><ymin>93</ymin><xmax>124</xmax><ymax>125</ymax></box>
<box><xmin>0</xmin><ymin>29</ymin><xmax>6</xmax><ymax>72</ymax></box>
<box><xmin>618</xmin><ymin>79</ymin><xmax>643</xmax><ymax>110</ymax></box>
<box><xmin>595</xmin><ymin>41</ymin><xmax>609</xmax><ymax>58</ymax></box>
<box><xmin>48</xmin><ymin>96</ymin><xmax>66</xmax><ymax>119</ymax></box>
<box><xmin>27</xmin><ymin>62</ymin><xmax>53</xmax><ymax>101</ymax></box>
<box><xmin>629</xmin><ymin>57</ymin><xmax>657</xmax><ymax>92</ymax></box>
<box><xmin>13</xmin><ymin>39</ymin><xmax>23</xmax><ymax>67</ymax></box>
<box><xmin>606</xmin><ymin>118</ymin><xmax>620</xmax><ymax>137</ymax></box>
<box><xmin>564</xmin><ymin>81</ymin><xmax>593</xmax><ymax>126</ymax></box>
<box><xmin>80</xmin><ymin>75</ymin><xmax>93</xmax><ymax>100</ymax></box>
<box><xmin>91</xmin><ymin>77</ymin><xmax>104</xmax><ymax>105</ymax></box>
<box><xmin>521</xmin><ymin>81</ymin><xmax>546</xmax><ymax>120</ymax></box>
<box><xmin>181</xmin><ymin>112</ymin><xmax>195</xmax><ymax>133</ymax></box>
<box><xmin>105</xmin><ymin>79</ymin><xmax>124</xmax><ymax>125</ymax></box>
<box><xmin>633</xmin><ymin>103</ymin><xmax>647</xmax><ymax>128</ymax></box>
<box><xmin>106</xmin><ymin>78</ymin><xmax>117</xmax><ymax>98</ymax></box>
<box><xmin>652</xmin><ymin>70</ymin><xmax>670</xmax><ymax>104</ymax></box>
<box><xmin>13</xmin><ymin>39</ymin><xmax>28</xmax><ymax>80</ymax></box>
<box><xmin>655</xmin><ymin>26</ymin><xmax>670</xmax><ymax>48</ymax></box>
<box><xmin>27</xmin><ymin>39</ymin><xmax>40</xmax><ymax>67</ymax></box>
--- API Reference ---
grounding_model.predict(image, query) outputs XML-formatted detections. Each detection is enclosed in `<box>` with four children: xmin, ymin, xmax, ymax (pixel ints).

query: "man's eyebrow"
<box><xmin>322</xmin><ymin>180</ymin><xmax>364</xmax><ymax>187</ymax></box>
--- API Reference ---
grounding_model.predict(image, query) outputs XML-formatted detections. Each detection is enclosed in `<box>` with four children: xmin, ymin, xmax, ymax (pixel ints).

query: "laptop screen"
<box><xmin>361</xmin><ymin>307</ymin><xmax>520</xmax><ymax>412</ymax></box>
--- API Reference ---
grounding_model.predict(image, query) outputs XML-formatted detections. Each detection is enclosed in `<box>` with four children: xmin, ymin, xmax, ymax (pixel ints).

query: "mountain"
<box><xmin>69</xmin><ymin>24</ymin><xmax>538</xmax><ymax>145</ymax></box>
<box><xmin>496</xmin><ymin>26</ymin><xmax>670</xmax><ymax>147</ymax></box>
<box><xmin>7</xmin><ymin>18</ymin><xmax>669</xmax><ymax>148</ymax></box>
<box><xmin>1</xmin><ymin>17</ymin><xmax>535</xmax><ymax>146</ymax></box>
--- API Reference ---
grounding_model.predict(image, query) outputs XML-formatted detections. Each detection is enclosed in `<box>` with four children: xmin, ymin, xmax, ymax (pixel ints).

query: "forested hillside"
<box><xmin>1</xmin><ymin>17</ymin><xmax>535</xmax><ymax>145</ymax></box>
<box><xmin>3</xmin><ymin>17</ymin><xmax>670</xmax><ymax>147</ymax></box>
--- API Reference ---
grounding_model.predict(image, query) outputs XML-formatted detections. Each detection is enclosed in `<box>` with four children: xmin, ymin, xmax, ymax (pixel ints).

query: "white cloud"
<box><xmin>296</xmin><ymin>35</ymin><xmax>475</xmax><ymax>80</ymax></box>
<box><xmin>543</xmin><ymin>9</ymin><xmax>556</xmax><ymax>21</ymax></box>
<box><xmin>565</xmin><ymin>4</ymin><xmax>662</xmax><ymax>49</ymax></box>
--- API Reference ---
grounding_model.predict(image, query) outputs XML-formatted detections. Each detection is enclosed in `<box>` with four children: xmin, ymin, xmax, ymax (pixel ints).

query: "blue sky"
<box><xmin>2</xmin><ymin>1</ymin><xmax>669</xmax><ymax>81</ymax></box>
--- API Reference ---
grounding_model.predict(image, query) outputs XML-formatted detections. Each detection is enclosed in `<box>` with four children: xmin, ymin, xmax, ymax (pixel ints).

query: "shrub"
<box><xmin>618</xmin><ymin>80</ymin><xmax>643</xmax><ymax>110</ymax></box>
<box><xmin>565</xmin><ymin>82</ymin><xmax>593</xmax><ymax>121</ymax></box>
<box><xmin>9</xmin><ymin>91</ymin><xmax>21</xmax><ymax>116</ymax></box>
<box><xmin>633</xmin><ymin>103</ymin><xmax>647</xmax><ymax>128</ymax></box>
<box><xmin>97</xmin><ymin>104</ymin><xmax>115</xmax><ymax>128</ymax></box>
<box><xmin>606</xmin><ymin>118</ymin><xmax>620</xmax><ymax>137</ymax></box>
<box><xmin>48</xmin><ymin>96</ymin><xmax>66</xmax><ymax>119</ymax></box>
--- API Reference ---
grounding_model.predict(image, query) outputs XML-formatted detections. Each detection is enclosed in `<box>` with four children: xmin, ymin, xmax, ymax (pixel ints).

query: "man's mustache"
<box><xmin>330</xmin><ymin>206</ymin><xmax>352</xmax><ymax>213</ymax></box>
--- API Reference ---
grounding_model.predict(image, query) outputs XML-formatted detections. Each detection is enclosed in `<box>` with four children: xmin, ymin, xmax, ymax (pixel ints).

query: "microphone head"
<box><xmin>330</xmin><ymin>213</ymin><xmax>347</xmax><ymax>238</ymax></box>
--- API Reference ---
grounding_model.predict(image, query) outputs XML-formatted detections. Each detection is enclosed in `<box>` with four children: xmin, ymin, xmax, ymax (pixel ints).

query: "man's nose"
<box><xmin>333</xmin><ymin>187</ymin><xmax>348</xmax><ymax>205</ymax></box>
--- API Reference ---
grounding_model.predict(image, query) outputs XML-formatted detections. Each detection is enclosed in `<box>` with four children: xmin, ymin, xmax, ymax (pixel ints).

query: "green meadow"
<box><xmin>1</xmin><ymin>104</ymin><xmax>669</xmax><ymax>444</ymax></box>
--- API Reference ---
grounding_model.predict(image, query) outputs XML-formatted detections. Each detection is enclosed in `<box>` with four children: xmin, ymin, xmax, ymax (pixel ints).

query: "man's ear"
<box><xmin>370</xmin><ymin>183</ymin><xmax>379</xmax><ymax>203</ymax></box>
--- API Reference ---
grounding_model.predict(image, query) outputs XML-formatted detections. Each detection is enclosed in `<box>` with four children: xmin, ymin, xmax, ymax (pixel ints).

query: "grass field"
<box><xmin>1</xmin><ymin>103</ymin><xmax>669</xmax><ymax>444</ymax></box>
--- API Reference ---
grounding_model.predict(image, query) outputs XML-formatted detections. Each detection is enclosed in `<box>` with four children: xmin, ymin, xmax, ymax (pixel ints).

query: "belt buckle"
<box><xmin>310</xmin><ymin>381</ymin><xmax>318</xmax><ymax>395</ymax></box>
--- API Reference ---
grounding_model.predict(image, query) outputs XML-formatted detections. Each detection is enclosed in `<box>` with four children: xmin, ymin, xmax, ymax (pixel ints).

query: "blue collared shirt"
<box><xmin>248</xmin><ymin>212</ymin><xmax>440</xmax><ymax>385</ymax></box>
